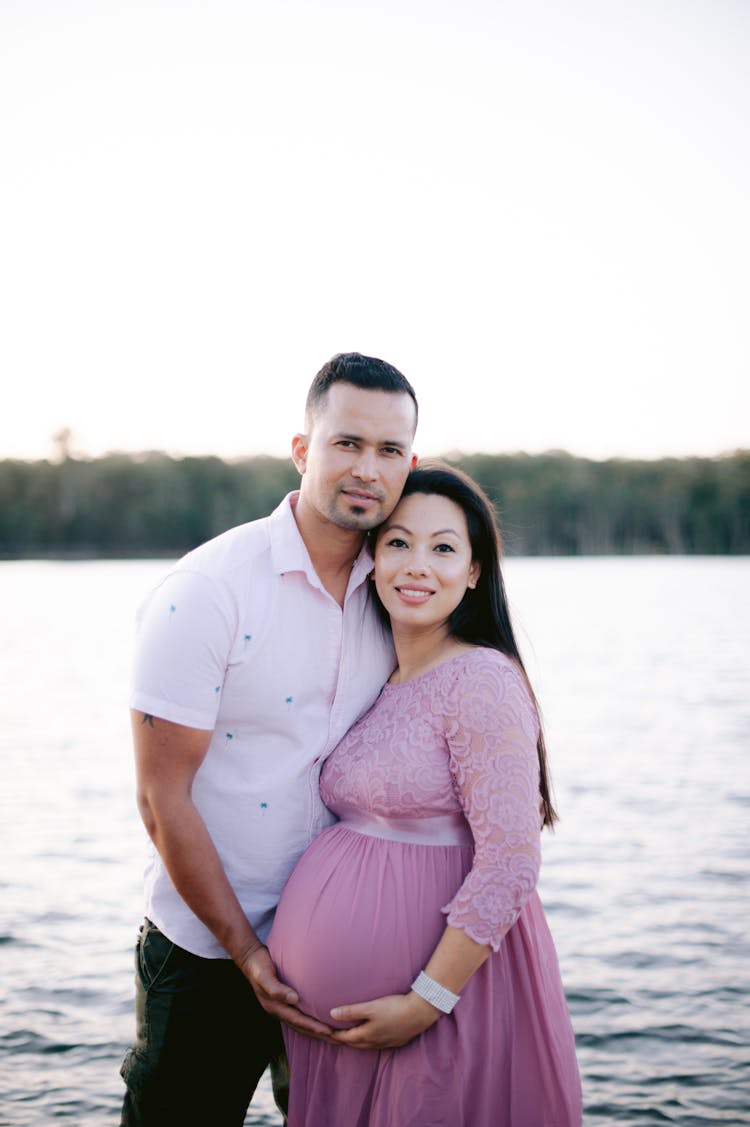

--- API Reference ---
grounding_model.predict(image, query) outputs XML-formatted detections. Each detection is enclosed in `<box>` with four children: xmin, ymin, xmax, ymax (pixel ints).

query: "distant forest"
<box><xmin>1</xmin><ymin>450</ymin><xmax>748</xmax><ymax>558</ymax></box>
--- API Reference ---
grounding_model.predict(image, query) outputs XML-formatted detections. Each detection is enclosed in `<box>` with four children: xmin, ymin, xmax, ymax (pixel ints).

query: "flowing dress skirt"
<box><xmin>269</xmin><ymin>819</ymin><xmax>582</xmax><ymax>1127</ymax></box>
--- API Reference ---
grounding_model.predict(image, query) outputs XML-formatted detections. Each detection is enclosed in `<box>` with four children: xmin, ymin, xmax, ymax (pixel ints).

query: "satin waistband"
<box><xmin>335</xmin><ymin>807</ymin><xmax>474</xmax><ymax>846</ymax></box>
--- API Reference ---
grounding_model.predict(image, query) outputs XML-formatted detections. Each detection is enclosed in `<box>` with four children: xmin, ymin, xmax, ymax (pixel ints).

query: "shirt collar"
<box><xmin>268</xmin><ymin>492</ymin><xmax>374</xmax><ymax>593</ymax></box>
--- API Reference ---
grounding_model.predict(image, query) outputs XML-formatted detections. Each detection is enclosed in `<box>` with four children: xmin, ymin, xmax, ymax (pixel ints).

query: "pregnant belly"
<box><xmin>267</xmin><ymin>823</ymin><xmax>471</xmax><ymax>1027</ymax></box>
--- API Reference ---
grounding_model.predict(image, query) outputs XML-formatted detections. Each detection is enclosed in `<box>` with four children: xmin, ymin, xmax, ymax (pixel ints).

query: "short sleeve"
<box><xmin>442</xmin><ymin>653</ymin><xmax>542</xmax><ymax>950</ymax></box>
<box><xmin>130</xmin><ymin>568</ymin><xmax>237</xmax><ymax>730</ymax></box>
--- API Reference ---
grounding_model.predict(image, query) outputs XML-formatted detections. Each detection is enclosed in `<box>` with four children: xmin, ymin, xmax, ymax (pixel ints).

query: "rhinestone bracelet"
<box><xmin>410</xmin><ymin>970</ymin><xmax>461</xmax><ymax>1014</ymax></box>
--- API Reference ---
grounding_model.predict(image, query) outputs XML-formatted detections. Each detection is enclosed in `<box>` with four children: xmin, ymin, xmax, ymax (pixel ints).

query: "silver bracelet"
<box><xmin>410</xmin><ymin>970</ymin><xmax>460</xmax><ymax>1014</ymax></box>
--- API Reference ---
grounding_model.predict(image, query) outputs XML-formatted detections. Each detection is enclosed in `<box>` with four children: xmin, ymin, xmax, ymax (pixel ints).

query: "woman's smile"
<box><xmin>395</xmin><ymin>584</ymin><xmax>435</xmax><ymax>604</ymax></box>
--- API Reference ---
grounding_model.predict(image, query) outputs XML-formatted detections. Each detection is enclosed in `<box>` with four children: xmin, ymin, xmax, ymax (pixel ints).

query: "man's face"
<box><xmin>293</xmin><ymin>382</ymin><xmax>417</xmax><ymax>532</ymax></box>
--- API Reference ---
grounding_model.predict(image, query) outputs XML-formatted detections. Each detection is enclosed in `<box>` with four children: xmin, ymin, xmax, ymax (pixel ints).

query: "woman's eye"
<box><xmin>386</xmin><ymin>538</ymin><xmax>407</xmax><ymax>549</ymax></box>
<box><xmin>434</xmin><ymin>543</ymin><xmax>455</xmax><ymax>553</ymax></box>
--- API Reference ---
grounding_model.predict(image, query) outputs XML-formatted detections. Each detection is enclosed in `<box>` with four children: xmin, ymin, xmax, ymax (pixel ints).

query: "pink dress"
<box><xmin>268</xmin><ymin>648</ymin><xmax>582</xmax><ymax>1126</ymax></box>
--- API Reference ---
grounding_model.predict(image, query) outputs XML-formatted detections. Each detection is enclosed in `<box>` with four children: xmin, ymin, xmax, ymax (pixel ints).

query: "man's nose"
<box><xmin>351</xmin><ymin>449</ymin><xmax>378</xmax><ymax>481</ymax></box>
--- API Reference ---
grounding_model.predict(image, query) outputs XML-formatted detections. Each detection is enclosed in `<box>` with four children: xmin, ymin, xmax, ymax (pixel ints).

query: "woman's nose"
<box><xmin>405</xmin><ymin>553</ymin><xmax>430</xmax><ymax>576</ymax></box>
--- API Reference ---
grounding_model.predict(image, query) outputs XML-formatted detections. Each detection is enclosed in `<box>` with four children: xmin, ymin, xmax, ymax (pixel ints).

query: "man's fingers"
<box><xmin>257</xmin><ymin>974</ymin><xmax>299</xmax><ymax>1006</ymax></box>
<box><xmin>331</xmin><ymin>1026</ymin><xmax>389</xmax><ymax>1050</ymax></box>
<box><xmin>241</xmin><ymin>946</ymin><xmax>333</xmax><ymax>1039</ymax></box>
<box><xmin>265</xmin><ymin>1000</ymin><xmax>334</xmax><ymax>1038</ymax></box>
<box><xmin>242</xmin><ymin>948</ymin><xmax>300</xmax><ymax>1005</ymax></box>
<box><xmin>331</xmin><ymin>1025</ymin><xmax>365</xmax><ymax>1045</ymax></box>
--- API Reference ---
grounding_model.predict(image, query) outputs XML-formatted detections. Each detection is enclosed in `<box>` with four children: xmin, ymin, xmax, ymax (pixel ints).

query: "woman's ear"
<box><xmin>467</xmin><ymin>560</ymin><xmax>481</xmax><ymax>590</ymax></box>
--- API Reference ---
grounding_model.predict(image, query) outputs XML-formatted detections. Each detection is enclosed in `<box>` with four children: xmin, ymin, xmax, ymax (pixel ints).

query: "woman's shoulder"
<box><xmin>388</xmin><ymin>647</ymin><xmax>530</xmax><ymax>706</ymax></box>
<box><xmin>451</xmin><ymin>646</ymin><xmax>523</xmax><ymax>681</ymax></box>
<box><xmin>447</xmin><ymin>648</ymin><xmax>538</xmax><ymax>727</ymax></box>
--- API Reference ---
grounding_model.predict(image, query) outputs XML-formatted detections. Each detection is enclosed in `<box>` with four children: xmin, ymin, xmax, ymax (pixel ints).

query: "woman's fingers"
<box><xmin>329</xmin><ymin>1002</ymin><xmax>370</xmax><ymax>1023</ymax></box>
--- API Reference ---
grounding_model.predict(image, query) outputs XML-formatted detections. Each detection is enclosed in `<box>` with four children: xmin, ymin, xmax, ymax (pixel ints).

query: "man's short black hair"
<box><xmin>305</xmin><ymin>352</ymin><xmax>418</xmax><ymax>430</ymax></box>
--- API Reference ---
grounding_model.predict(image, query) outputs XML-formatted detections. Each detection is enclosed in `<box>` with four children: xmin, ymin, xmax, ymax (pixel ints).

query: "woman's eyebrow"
<box><xmin>382</xmin><ymin>524</ymin><xmax>461</xmax><ymax>537</ymax></box>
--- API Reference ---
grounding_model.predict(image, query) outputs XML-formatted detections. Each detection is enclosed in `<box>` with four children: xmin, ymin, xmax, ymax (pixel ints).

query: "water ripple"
<box><xmin>2</xmin><ymin>557</ymin><xmax>749</xmax><ymax>1125</ymax></box>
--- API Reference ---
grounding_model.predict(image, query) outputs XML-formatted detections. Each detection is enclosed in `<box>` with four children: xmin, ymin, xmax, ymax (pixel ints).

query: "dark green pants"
<box><xmin>120</xmin><ymin>919</ymin><xmax>288</xmax><ymax>1126</ymax></box>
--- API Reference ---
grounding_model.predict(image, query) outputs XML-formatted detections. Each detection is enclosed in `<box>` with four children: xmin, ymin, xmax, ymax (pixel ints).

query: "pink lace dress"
<box><xmin>268</xmin><ymin>648</ymin><xmax>582</xmax><ymax>1126</ymax></box>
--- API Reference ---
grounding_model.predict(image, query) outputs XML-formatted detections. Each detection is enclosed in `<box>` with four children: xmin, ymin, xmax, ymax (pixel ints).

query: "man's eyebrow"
<box><xmin>336</xmin><ymin>431</ymin><xmax>408</xmax><ymax>449</ymax></box>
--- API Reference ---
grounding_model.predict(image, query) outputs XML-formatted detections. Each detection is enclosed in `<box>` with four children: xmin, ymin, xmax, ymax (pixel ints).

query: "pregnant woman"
<box><xmin>268</xmin><ymin>463</ymin><xmax>582</xmax><ymax>1126</ymax></box>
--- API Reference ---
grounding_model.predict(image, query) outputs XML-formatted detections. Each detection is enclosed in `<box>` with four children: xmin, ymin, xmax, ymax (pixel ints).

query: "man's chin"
<box><xmin>332</xmin><ymin>505</ymin><xmax>383</xmax><ymax>532</ymax></box>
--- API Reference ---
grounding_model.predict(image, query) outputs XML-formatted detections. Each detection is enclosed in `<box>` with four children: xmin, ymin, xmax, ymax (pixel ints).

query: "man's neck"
<box><xmin>292</xmin><ymin>496</ymin><xmax>366</xmax><ymax>607</ymax></box>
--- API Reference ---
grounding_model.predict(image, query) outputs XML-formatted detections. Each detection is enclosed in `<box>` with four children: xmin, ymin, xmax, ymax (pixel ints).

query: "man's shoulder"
<box><xmin>186</xmin><ymin>514</ymin><xmax>271</xmax><ymax>567</ymax></box>
<box><xmin>177</xmin><ymin>503</ymin><xmax>287</xmax><ymax>584</ymax></box>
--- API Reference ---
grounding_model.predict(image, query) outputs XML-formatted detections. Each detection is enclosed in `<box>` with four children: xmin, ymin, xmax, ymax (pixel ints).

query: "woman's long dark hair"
<box><xmin>374</xmin><ymin>461</ymin><xmax>558</xmax><ymax>828</ymax></box>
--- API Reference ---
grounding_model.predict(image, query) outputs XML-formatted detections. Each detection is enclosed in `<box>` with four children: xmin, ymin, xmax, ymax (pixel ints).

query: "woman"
<box><xmin>268</xmin><ymin>463</ymin><xmax>582</xmax><ymax>1126</ymax></box>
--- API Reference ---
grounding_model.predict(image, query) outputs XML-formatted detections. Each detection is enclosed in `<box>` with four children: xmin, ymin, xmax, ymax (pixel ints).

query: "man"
<box><xmin>120</xmin><ymin>352</ymin><xmax>418</xmax><ymax>1125</ymax></box>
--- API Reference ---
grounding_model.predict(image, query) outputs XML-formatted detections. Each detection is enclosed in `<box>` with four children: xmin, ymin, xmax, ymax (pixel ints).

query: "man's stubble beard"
<box><xmin>327</xmin><ymin>497</ymin><xmax>386</xmax><ymax>533</ymax></box>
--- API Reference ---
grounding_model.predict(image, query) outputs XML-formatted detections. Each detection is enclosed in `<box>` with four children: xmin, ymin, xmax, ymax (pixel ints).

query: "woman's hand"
<box><xmin>328</xmin><ymin>991</ymin><xmax>441</xmax><ymax>1050</ymax></box>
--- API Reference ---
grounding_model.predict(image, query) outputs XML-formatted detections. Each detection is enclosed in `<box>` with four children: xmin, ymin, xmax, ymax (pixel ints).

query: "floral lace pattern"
<box><xmin>321</xmin><ymin>648</ymin><xmax>542</xmax><ymax>950</ymax></box>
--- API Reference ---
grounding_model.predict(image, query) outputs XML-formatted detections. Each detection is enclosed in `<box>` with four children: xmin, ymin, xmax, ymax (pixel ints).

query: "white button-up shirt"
<box><xmin>131</xmin><ymin>492</ymin><xmax>396</xmax><ymax>956</ymax></box>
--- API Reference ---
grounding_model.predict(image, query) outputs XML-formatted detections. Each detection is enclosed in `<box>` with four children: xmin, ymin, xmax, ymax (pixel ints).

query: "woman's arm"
<box><xmin>329</xmin><ymin>924</ymin><xmax>491</xmax><ymax>1049</ymax></box>
<box><xmin>329</xmin><ymin>654</ymin><xmax>541</xmax><ymax>1050</ymax></box>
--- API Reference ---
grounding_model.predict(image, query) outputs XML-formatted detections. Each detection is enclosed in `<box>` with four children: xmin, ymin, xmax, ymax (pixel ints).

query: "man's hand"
<box><xmin>328</xmin><ymin>992</ymin><xmax>440</xmax><ymax>1050</ymax></box>
<box><xmin>239</xmin><ymin>945</ymin><xmax>336</xmax><ymax>1042</ymax></box>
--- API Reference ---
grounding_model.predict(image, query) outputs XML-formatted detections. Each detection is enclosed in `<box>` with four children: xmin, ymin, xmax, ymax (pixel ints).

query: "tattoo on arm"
<box><xmin>141</xmin><ymin>714</ymin><xmax>155</xmax><ymax>727</ymax></box>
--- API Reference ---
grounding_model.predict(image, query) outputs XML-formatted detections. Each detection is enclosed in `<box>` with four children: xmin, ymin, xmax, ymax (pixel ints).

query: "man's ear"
<box><xmin>291</xmin><ymin>433</ymin><xmax>309</xmax><ymax>475</ymax></box>
<box><xmin>409</xmin><ymin>452</ymin><xmax>418</xmax><ymax>470</ymax></box>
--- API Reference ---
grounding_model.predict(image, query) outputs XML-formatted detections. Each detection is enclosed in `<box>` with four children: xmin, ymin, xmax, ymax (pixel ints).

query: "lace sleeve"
<box><xmin>442</xmin><ymin>652</ymin><xmax>542</xmax><ymax>951</ymax></box>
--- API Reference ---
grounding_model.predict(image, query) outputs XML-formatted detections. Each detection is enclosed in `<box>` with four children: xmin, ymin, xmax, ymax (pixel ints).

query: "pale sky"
<box><xmin>2</xmin><ymin>0</ymin><xmax>748</xmax><ymax>463</ymax></box>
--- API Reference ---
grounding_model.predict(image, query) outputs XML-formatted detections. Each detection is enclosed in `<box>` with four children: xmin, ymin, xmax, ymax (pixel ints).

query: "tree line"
<box><xmin>0</xmin><ymin>450</ymin><xmax>748</xmax><ymax>557</ymax></box>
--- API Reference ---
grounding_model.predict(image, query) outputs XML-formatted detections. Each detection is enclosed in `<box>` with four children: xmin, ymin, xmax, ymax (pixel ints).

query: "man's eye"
<box><xmin>382</xmin><ymin>446</ymin><xmax>403</xmax><ymax>456</ymax></box>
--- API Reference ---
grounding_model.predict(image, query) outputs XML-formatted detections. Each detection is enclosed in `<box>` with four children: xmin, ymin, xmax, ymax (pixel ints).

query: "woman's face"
<box><xmin>374</xmin><ymin>492</ymin><xmax>480</xmax><ymax>632</ymax></box>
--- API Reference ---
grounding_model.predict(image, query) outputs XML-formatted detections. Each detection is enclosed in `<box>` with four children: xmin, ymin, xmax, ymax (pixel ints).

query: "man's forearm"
<box><xmin>143</xmin><ymin>795</ymin><xmax>261</xmax><ymax>964</ymax></box>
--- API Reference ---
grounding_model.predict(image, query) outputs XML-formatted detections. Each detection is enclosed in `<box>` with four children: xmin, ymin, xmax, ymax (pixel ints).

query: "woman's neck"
<box><xmin>389</xmin><ymin>625</ymin><xmax>473</xmax><ymax>685</ymax></box>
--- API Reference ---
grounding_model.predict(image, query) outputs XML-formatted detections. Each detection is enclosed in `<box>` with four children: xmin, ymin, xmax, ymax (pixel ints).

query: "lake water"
<box><xmin>1</xmin><ymin>556</ymin><xmax>749</xmax><ymax>1125</ymax></box>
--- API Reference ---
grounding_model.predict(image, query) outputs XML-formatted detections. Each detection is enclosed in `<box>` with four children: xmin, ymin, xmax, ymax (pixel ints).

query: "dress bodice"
<box><xmin>321</xmin><ymin>648</ymin><xmax>543</xmax><ymax>949</ymax></box>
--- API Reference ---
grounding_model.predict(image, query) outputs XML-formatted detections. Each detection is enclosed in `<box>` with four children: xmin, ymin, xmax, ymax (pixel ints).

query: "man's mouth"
<box><xmin>342</xmin><ymin>488</ymin><xmax>382</xmax><ymax>504</ymax></box>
